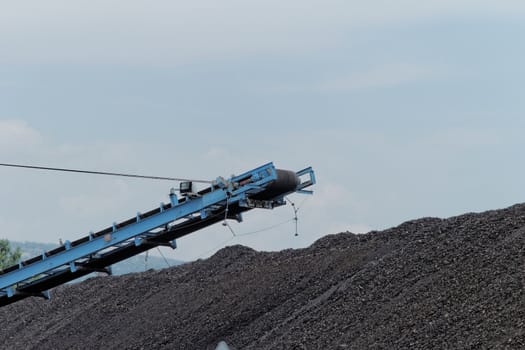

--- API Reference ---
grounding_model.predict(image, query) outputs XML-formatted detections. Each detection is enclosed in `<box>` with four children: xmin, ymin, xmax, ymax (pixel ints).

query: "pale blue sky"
<box><xmin>1</xmin><ymin>1</ymin><xmax>524</xmax><ymax>260</ymax></box>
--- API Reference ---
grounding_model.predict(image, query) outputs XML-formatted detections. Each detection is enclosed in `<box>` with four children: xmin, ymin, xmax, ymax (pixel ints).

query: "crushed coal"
<box><xmin>1</xmin><ymin>204</ymin><xmax>524</xmax><ymax>349</ymax></box>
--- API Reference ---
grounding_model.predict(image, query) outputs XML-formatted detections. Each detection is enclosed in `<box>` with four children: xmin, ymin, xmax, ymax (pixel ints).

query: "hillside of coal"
<box><xmin>1</xmin><ymin>204</ymin><xmax>524</xmax><ymax>349</ymax></box>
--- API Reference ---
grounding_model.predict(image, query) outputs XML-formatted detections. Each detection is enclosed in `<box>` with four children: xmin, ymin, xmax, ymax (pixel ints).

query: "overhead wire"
<box><xmin>295</xmin><ymin>196</ymin><xmax>311</xmax><ymax>212</ymax></box>
<box><xmin>194</xmin><ymin>216</ymin><xmax>297</xmax><ymax>259</ymax></box>
<box><xmin>222</xmin><ymin>196</ymin><xmax>236</xmax><ymax>237</ymax></box>
<box><xmin>194</xmin><ymin>198</ymin><xmax>311</xmax><ymax>259</ymax></box>
<box><xmin>144</xmin><ymin>251</ymin><xmax>149</xmax><ymax>271</ymax></box>
<box><xmin>156</xmin><ymin>247</ymin><xmax>172</xmax><ymax>268</ymax></box>
<box><xmin>235</xmin><ymin>218</ymin><xmax>295</xmax><ymax>237</ymax></box>
<box><xmin>192</xmin><ymin>194</ymin><xmax>313</xmax><ymax>259</ymax></box>
<box><xmin>0</xmin><ymin>162</ymin><xmax>212</xmax><ymax>183</ymax></box>
<box><xmin>285</xmin><ymin>197</ymin><xmax>299</xmax><ymax>236</ymax></box>
<box><xmin>196</xmin><ymin>236</ymin><xmax>236</xmax><ymax>259</ymax></box>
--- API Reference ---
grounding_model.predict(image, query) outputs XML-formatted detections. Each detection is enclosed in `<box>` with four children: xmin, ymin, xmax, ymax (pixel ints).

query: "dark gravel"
<box><xmin>1</xmin><ymin>204</ymin><xmax>524</xmax><ymax>349</ymax></box>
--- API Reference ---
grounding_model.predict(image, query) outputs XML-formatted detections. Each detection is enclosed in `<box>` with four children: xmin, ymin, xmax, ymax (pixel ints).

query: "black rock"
<box><xmin>1</xmin><ymin>204</ymin><xmax>524</xmax><ymax>349</ymax></box>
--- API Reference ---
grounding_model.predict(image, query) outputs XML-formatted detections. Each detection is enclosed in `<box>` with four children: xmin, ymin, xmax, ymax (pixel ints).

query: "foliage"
<box><xmin>0</xmin><ymin>239</ymin><xmax>22</xmax><ymax>269</ymax></box>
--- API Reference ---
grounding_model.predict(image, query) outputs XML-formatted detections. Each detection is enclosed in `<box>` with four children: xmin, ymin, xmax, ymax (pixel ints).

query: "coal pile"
<box><xmin>1</xmin><ymin>204</ymin><xmax>524</xmax><ymax>349</ymax></box>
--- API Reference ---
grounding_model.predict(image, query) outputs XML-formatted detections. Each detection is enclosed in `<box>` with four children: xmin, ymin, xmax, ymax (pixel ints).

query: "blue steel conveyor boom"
<box><xmin>0</xmin><ymin>163</ymin><xmax>315</xmax><ymax>307</ymax></box>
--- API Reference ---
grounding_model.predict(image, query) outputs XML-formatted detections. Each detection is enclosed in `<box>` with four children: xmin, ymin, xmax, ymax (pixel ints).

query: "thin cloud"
<box><xmin>0</xmin><ymin>1</ymin><xmax>523</xmax><ymax>65</ymax></box>
<box><xmin>318</xmin><ymin>64</ymin><xmax>446</xmax><ymax>92</ymax></box>
<box><xmin>271</xmin><ymin>63</ymin><xmax>448</xmax><ymax>94</ymax></box>
<box><xmin>0</xmin><ymin>119</ymin><xmax>42</xmax><ymax>152</ymax></box>
<box><xmin>426</xmin><ymin>128</ymin><xmax>504</xmax><ymax>149</ymax></box>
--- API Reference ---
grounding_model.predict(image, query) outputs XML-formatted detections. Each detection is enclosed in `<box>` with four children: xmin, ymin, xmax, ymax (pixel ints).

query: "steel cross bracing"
<box><xmin>0</xmin><ymin>163</ymin><xmax>315</xmax><ymax>307</ymax></box>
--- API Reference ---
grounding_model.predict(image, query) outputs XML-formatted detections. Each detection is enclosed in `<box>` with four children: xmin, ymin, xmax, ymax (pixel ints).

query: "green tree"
<box><xmin>0</xmin><ymin>239</ymin><xmax>22</xmax><ymax>269</ymax></box>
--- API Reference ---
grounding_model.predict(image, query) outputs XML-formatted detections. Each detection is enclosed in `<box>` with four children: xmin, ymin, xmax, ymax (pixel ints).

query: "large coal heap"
<box><xmin>1</xmin><ymin>204</ymin><xmax>524</xmax><ymax>349</ymax></box>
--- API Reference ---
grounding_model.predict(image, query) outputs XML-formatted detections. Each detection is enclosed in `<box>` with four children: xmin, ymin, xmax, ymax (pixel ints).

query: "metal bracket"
<box><xmin>241</xmin><ymin>198</ymin><xmax>275</xmax><ymax>209</ymax></box>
